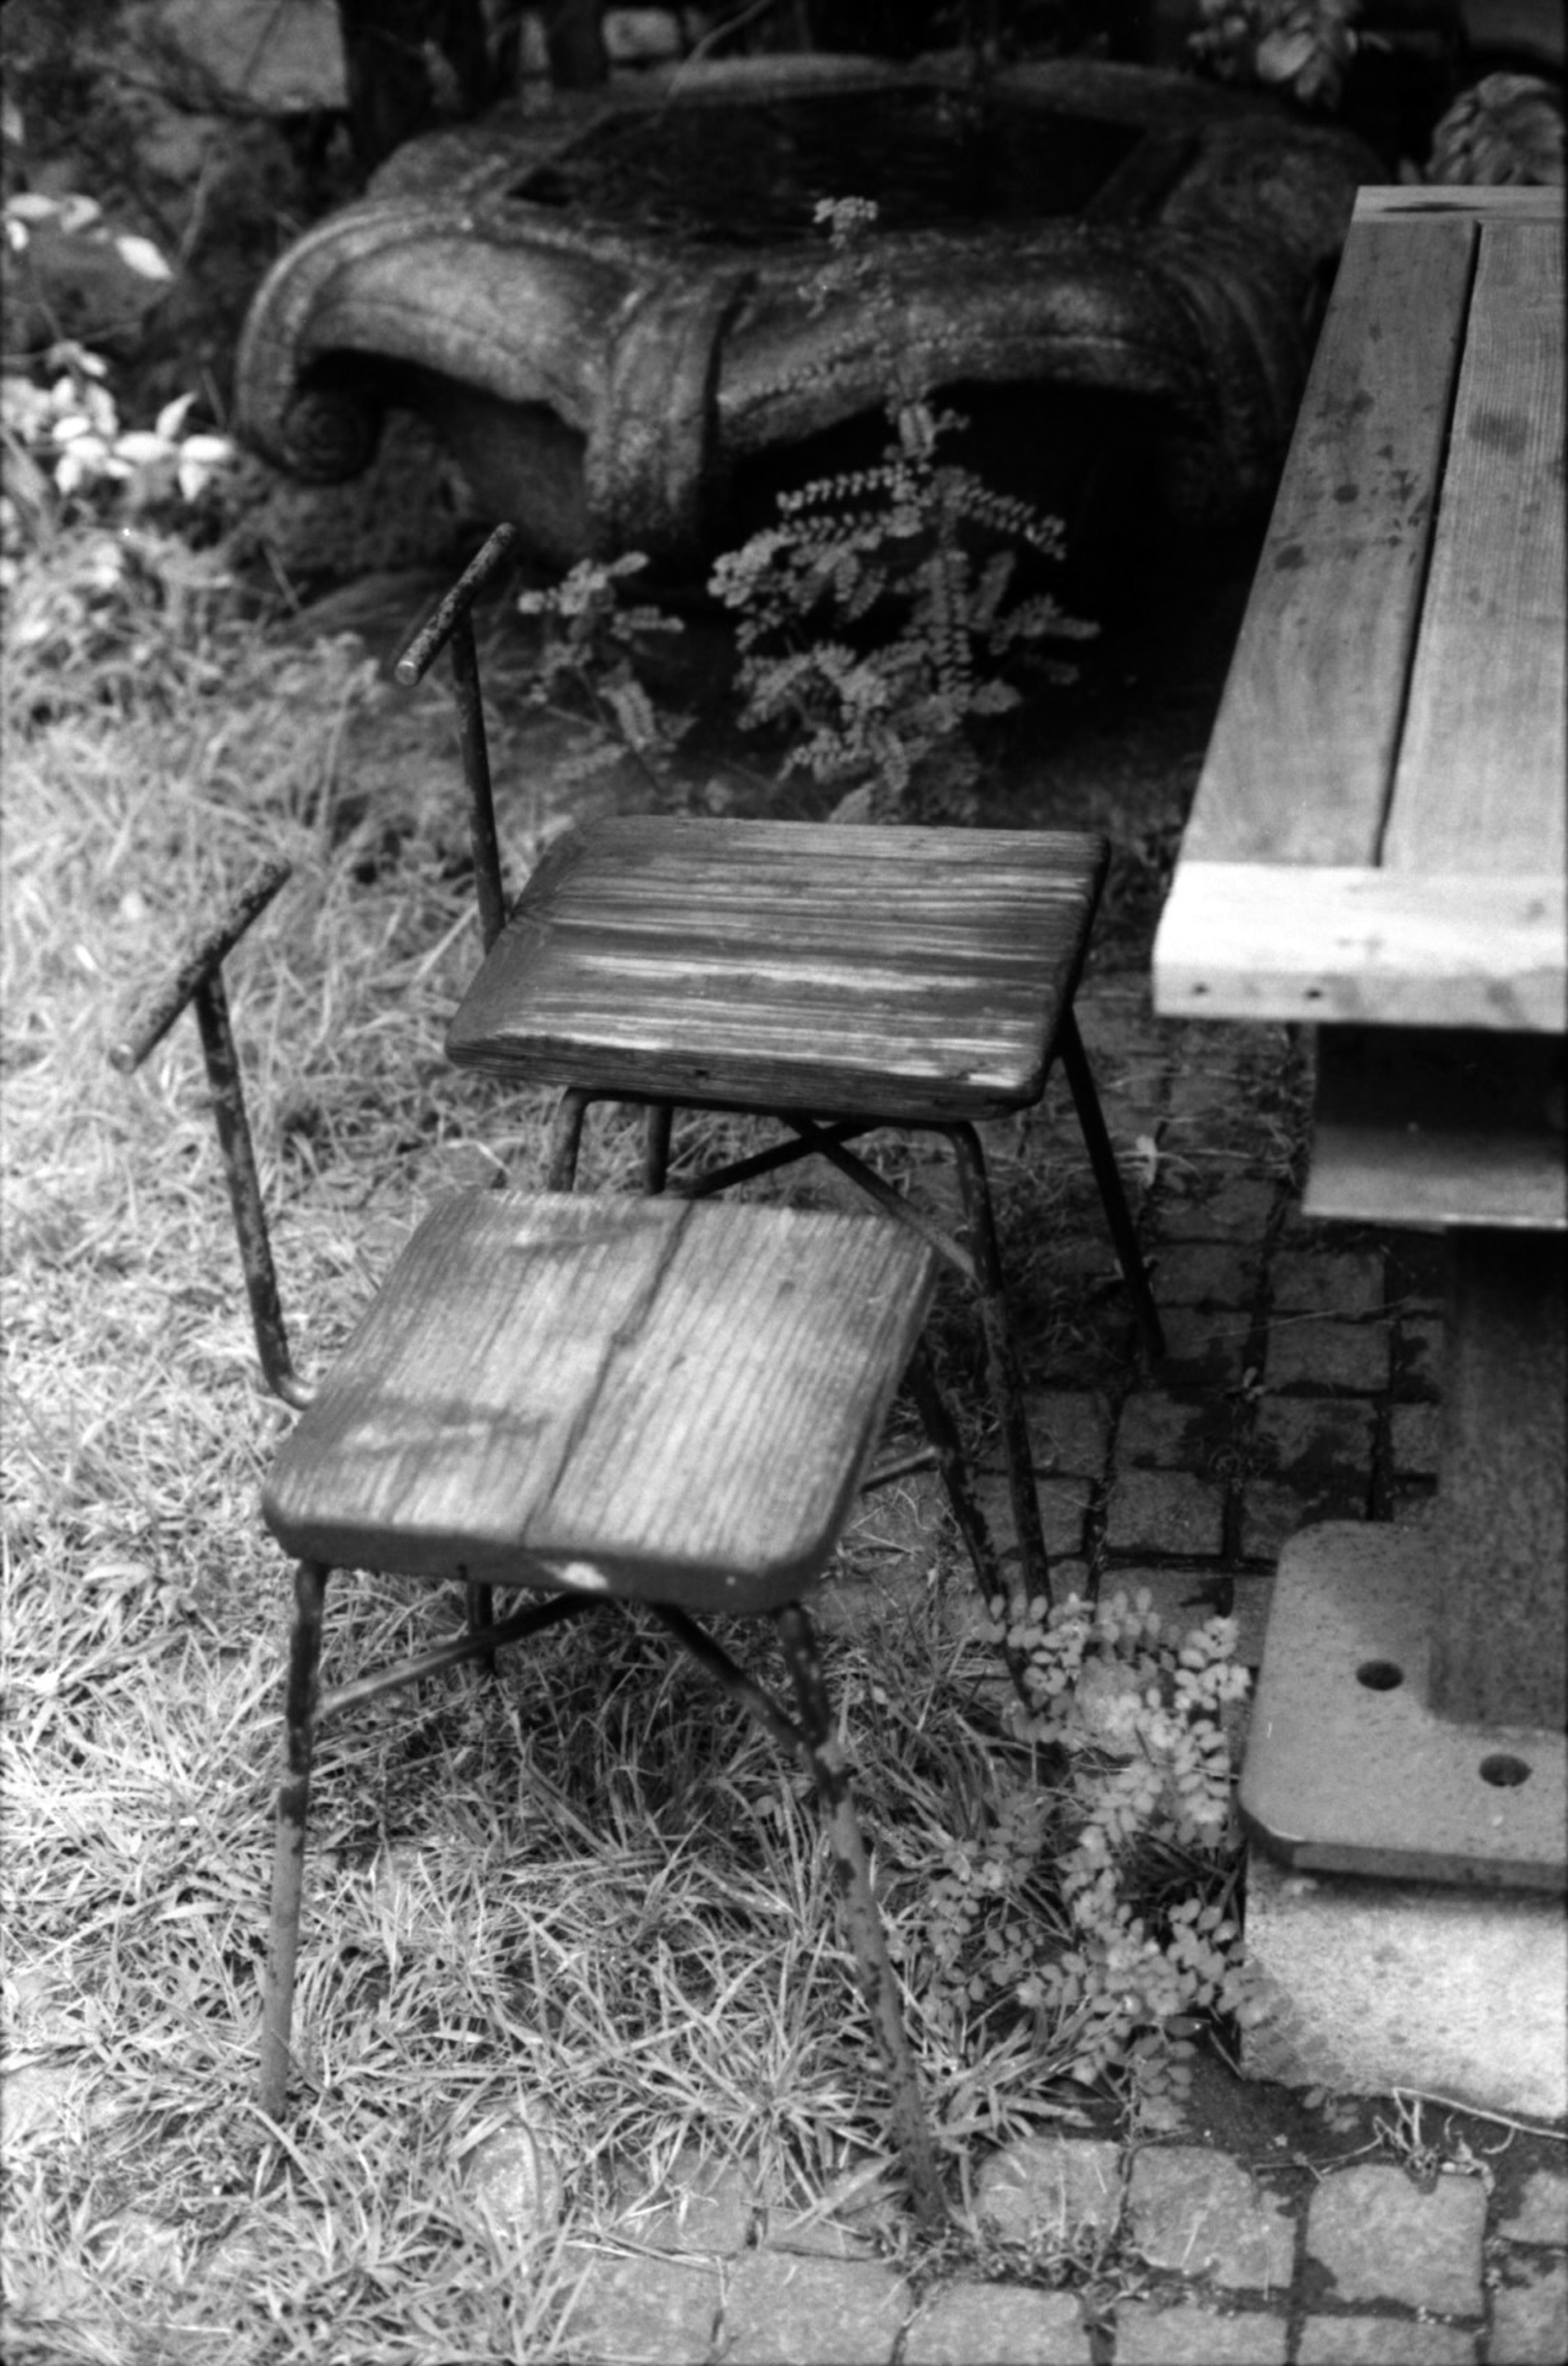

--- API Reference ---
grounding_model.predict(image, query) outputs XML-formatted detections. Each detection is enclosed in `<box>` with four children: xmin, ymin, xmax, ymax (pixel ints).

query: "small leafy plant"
<box><xmin>920</xmin><ymin>1589</ymin><xmax>1267</xmax><ymax>2128</ymax></box>
<box><xmin>708</xmin><ymin>198</ymin><xmax>1094</xmax><ymax>823</ymax></box>
<box><xmin>1189</xmin><ymin>0</ymin><xmax>1365</xmax><ymax>112</ymax></box>
<box><xmin>2</xmin><ymin>332</ymin><xmax>236</xmax><ymax>702</ymax></box>
<box><xmin>513</xmin><ymin>552</ymin><xmax>693</xmax><ymax>803</ymax></box>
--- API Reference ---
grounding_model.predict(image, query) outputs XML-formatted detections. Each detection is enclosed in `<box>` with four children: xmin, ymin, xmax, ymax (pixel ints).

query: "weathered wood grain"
<box><xmin>1354</xmin><ymin>187</ymin><xmax>1564</xmax><ymax>222</ymax></box>
<box><xmin>262</xmin><ymin>1191</ymin><xmax>935</xmax><ymax>1612</ymax></box>
<box><xmin>1152</xmin><ymin>862</ymin><xmax>1566</xmax><ymax>1030</ymax></box>
<box><xmin>1383</xmin><ymin>219</ymin><xmax>1566</xmax><ymax>878</ymax></box>
<box><xmin>1177</xmin><ymin>216</ymin><xmax>1474</xmax><ymax>866</ymax></box>
<box><xmin>448</xmin><ymin>817</ymin><xmax>1106</xmax><ymax>1118</ymax></box>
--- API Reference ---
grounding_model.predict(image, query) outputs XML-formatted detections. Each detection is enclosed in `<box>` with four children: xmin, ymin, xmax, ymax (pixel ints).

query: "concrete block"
<box><xmin>1023</xmin><ymin>1389</ymin><xmax>1113</xmax><ymax>1478</ymax></box>
<box><xmin>1111</xmin><ymin>2299</ymin><xmax>1288</xmax><ymax>2362</ymax></box>
<box><xmin>1392</xmin><ymin>1314</ymin><xmax>1444</xmax><ymax>1400</ymax></box>
<box><xmin>1490</xmin><ymin>2253</ymin><xmax>1568</xmax><ymax>2366</ymax></box>
<box><xmin>1264</xmin><ymin>1317</ymin><xmax>1390</xmax><ymax>1396</ymax></box>
<box><xmin>1149</xmin><ymin>1242</ymin><xmax>1261</xmax><ymax>1308</ymax></box>
<box><xmin>1116</xmin><ymin>1391</ymin><xmax>1232</xmax><ymax>1471</ymax></box>
<box><xmin>1389</xmin><ymin>1402</ymin><xmax>1441</xmax><ymax>1477</ymax></box>
<box><xmin>972</xmin><ymin>2136</ymin><xmax>1122</xmax><ymax>2246</ymax></box>
<box><xmin>1305</xmin><ymin>2163</ymin><xmax>1485</xmax><ymax>2313</ymax></box>
<box><xmin>1102</xmin><ymin>1468</ymin><xmax>1225</xmax><ymax>1557</ymax></box>
<box><xmin>1152</xmin><ymin>1175</ymin><xmax>1278</xmax><ymax>1243</ymax></box>
<box><xmin>1496</xmin><ymin>2168</ymin><xmax>1568</xmax><ymax>2248</ymax></box>
<box><xmin>613</xmin><ymin>2149</ymin><xmax>756</xmax><ymax>2254</ymax></box>
<box><xmin>1243</xmin><ymin>1849</ymin><xmax>1568</xmax><ymax>2122</ymax></box>
<box><xmin>1241</xmin><ymin>1399</ymin><xmax>1374</xmax><ymax>1553</ymax></box>
<box><xmin>903</xmin><ymin>2282</ymin><xmax>1090</xmax><ymax>2364</ymax></box>
<box><xmin>560</xmin><ymin>2248</ymin><xmax>723</xmax><ymax>2364</ymax></box>
<box><xmin>1156</xmin><ymin>1306</ymin><xmax>1253</xmax><ymax>1391</ymax></box>
<box><xmin>1296</xmin><ymin>2319</ymin><xmax>1476</xmax><ymax>2363</ymax></box>
<box><xmin>1270</xmin><ymin>1250</ymin><xmax>1387</xmax><ymax>1317</ymax></box>
<box><xmin>720</xmin><ymin>2252</ymin><xmax>909</xmax><ymax>2365</ymax></box>
<box><xmin>978</xmin><ymin>1475</ymin><xmax>1094</xmax><ymax>1563</ymax></box>
<box><xmin>1125</xmin><ymin>2145</ymin><xmax>1295</xmax><ymax>2291</ymax></box>
<box><xmin>1238</xmin><ymin>1481</ymin><xmax>1347</xmax><ymax>1562</ymax></box>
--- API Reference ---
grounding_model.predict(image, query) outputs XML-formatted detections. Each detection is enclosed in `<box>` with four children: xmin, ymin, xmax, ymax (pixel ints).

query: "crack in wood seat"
<box><xmin>446</xmin><ymin>815</ymin><xmax>1107</xmax><ymax>1119</ymax></box>
<box><xmin>264</xmin><ymin>1188</ymin><xmax>936</xmax><ymax>1614</ymax></box>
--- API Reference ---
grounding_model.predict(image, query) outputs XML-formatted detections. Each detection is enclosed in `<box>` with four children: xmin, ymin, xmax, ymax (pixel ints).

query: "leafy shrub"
<box><xmin>1189</xmin><ymin>0</ymin><xmax>1365</xmax><ymax>111</ymax></box>
<box><xmin>917</xmin><ymin>1589</ymin><xmax>1268</xmax><ymax>2127</ymax></box>
<box><xmin>2</xmin><ymin>325</ymin><xmax>237</xmax><ymax>706</ymax></box>
<box><xmin>512</xmin><ymin>552</ymin><xmax>693</xmax><ymax>803</ymax></box>
<box><xmin>708</xmin><ymin>198</ymin><xmax>1094</xmax><ymax>822</ymax></box>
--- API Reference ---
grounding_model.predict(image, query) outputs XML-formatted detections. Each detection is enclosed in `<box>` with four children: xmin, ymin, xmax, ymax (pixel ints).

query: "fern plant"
<box><xmin>514</xmin><ymin>551</ymin><xmax>692</xmax><ymax>804</ymax></box>
<box><xmin>708</xmin><ymin>199</ymin><xmax>1095</xmax><ymax>823</ymax></box>
<box><xmin>918</xmin><ymin>1589</ymin><xmax>1270</xmax><ymax>2129</ymax></box>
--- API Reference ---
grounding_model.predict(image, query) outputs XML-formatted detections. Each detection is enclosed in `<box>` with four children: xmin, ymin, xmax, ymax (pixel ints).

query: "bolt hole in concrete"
<box><xmin>1478</xmin><ymin>1753</ymin><xmax>1532</xmax><ymax>1788</ymax></box>
<box><xmin>1356</xmin><ymin>1659</ymin><xmax>1404</xmax><ymax>1690</ymax></box>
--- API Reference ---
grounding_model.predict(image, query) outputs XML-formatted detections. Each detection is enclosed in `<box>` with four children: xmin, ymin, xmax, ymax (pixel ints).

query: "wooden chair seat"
<box><xmin>264</xmin><ymin>1188</ymin><xmax>934</xmax><ymax>1613</ymax></box>
<box><xmin>446</xmin><ymin>815</ymin><xmax>1107</xmax><ymax>1120</ymax></box>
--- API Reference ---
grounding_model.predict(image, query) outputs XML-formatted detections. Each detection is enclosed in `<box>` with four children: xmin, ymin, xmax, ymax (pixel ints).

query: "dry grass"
<box><xmin>1</xmin><ymin>550</ymin><xmax>1116</xmax><ymax>2363</ymax></box>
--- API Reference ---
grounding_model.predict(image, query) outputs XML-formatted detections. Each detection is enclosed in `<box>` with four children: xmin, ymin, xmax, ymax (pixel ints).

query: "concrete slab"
<box><xmin>1240</xmin><ymin>1523</ymin><xmax>1566</xmax><ymax>1887</ymax></box>
<box><xmin>1243</xmin><ymin>1848</ymin><xmax>1568</xmax><ymax>2121</ymax></box>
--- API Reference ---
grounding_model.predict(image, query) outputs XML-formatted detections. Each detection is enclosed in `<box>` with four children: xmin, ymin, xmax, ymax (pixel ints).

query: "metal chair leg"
<box><xmin>466</xmin><ymin>1581</ymin><xmax>497</xmax><ymax>1678</ymax></box>
<box><xmin>1056</xmin><ymin>1007</ymin><xmax>1165</xmax><ymax>1363</ymax></box>
<box><xmin>546</xmin><ymin>1087</ymin><xmax>592</xmax><ymax>1191</ymax></box>
<box><xmin>947</xmin><ymin>1122</ymin><xmax>1054</xmax><ymax>1617</ymax></box>
<box><xmin>903</xmin><ymin>1345</ymin><xmax>1036</xmax><ymax>1711</ymax></box>
<box><xmin>644</xmin><ymin>1103</ymin><xmax>674</xmax><ymax>1194</ymax></box>
<box><xmin>259</xmin><ymin>1559</ymin><xmax>330</xmax><ymax>2122</ymax></box>
<box><xmin>773</xmin><ymin>1604</ymin><xmax>949</xmax><ymax>2233</ymax></box>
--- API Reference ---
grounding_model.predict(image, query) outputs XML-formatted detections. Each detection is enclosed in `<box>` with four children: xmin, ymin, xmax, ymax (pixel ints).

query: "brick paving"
<box><xmin>557</xmin><ymin>969</ymin><xmax>1568</xmax><ymax>2364</ymax></box>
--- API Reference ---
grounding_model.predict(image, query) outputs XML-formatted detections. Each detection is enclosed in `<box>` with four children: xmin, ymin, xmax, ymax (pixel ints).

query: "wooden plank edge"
<box><xmin>1354</xmin><ymin>186</ymin><xmax>1566</xmax><ymax>223</ymax></box>
<box><xmin>1304</xmin><ymin>1121</ymin><xmax>1568</xmax><ymax>1231</ymax></box>
<box><xmin>1151</xmin><ymin>864</ymin><xmax>1568</xmax><ymax>1031</ymax></box>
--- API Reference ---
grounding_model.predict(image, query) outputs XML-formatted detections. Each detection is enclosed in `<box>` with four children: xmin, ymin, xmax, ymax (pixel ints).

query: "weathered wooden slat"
<box><xmin>1383</xmin><ymin>221</ymin><xmax>1566</xmax><ymax>878</ymax></box>
<box><xmin>263</xmin><ymin>1193</ymin><xmax>686</xmax><ymax>1567</ymax></box>
<box><xmin>1152</xmin><ymin>863</ymin><xmax>1566</xmax><ymax>1030</ymax></box>
<box><xmin>1354</xmin><ymin>187</ymin><xmax>1564</xmax><ymax>223</ymax></box>
<box><xmin>1176</xmin><ymin>216</ymin><xmax>1474</xmax><ymax>867</ymax></box>
<box><xmin>261</xmin><ymin>1192</ymin><xmax>935</xmax><ymax>1613</ymax></box>
<box><xmin>1304</xmin><ymin>1027</ymin><xmax>1567</xmax><ymax>1230</ymax></box>
<box><xmin>448</xmin><ymin>817</ymin><xmax>1105</xmax><ymax>1117</ymax></box>
<box><xmin>535</xmin><ymin>1201</ymin><xmax>935</xmax><ymax>1602</ymax></box>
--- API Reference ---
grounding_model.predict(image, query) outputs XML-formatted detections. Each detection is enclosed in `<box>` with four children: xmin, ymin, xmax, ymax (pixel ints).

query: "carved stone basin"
<box><xmin>235</xmin><ymin>55</ymin><xmax>1376</xmax><ymax>571</ymax></box>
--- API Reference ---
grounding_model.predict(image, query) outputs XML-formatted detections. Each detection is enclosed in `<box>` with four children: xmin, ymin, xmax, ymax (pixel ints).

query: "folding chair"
<box><xmin>111</xmin><ymin>857</ymin><xmax>1028</xmax><ymax>2228</ymax></box>
<box><xmin>397</xmin><ymin>526</ymin><xmax>1165</xmax><ymax>1614</ymax></box>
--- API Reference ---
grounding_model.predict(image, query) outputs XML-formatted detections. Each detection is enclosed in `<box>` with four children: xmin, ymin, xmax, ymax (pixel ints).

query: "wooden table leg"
<box><xmin>1432</xmin><ymin>1229</ymin><xmax>1566</xmax><ymax>1730</ymax></box>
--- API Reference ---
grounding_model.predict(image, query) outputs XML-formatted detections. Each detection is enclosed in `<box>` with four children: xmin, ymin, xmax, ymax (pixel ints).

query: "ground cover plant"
<box><xmin>1</xmin><ymin>345</ymin><xmax>1265</xmax><ymax>2360</ymax></box>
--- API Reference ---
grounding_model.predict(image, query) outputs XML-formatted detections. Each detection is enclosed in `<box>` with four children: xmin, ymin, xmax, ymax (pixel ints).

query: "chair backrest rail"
<box><xmin>109</xmin><ymin>855</ymin><xmax>312</xmax><ymax>1410</ymax></box>
<box><xmin>393</xmin><ymin>525</ymin><xmax>519</xmax><ymax>952</ymax></box>
<box><xmin>109</xmin><ymin>855</ymin><xmax>292</xmax><ymax>1074</ymax></box>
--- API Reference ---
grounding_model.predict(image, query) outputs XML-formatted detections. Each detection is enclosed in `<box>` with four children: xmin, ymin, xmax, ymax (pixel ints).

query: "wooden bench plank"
<box><xmin>1152</xmin><ymin>862</ymin><xmax>1566</xmax><ymax>1029</ymax></box>
<box><xmin>1304</xmin><ymin>1027</ymin><xmax>1567</xmax><ymax>1230</ymax></box>
<box><xmin>1383</xmin><ymin>220</ymin><xmax>1566</xmax><ymax>878</ymax></box>
<box><xmin>1354</xmin><ymin>187</ymin><xmax>1564</xmax><ymax>222</ymax></box>
<box><xmin>1177</xmin><ymin>216</ymin><xmax>1474</xmax><ymax>867</ymax></box>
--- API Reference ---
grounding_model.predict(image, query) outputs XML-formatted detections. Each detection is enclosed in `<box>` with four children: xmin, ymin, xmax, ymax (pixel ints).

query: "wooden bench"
<box><xmin>1153</xmin><ymin>187</ymin><xmax>1565</xmax><ymax>1891</ymax></box>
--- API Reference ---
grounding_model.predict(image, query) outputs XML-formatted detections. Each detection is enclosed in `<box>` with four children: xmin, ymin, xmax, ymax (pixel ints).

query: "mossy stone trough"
<box><xmin>235</xmin><ymin>55</ymin><xmax>1376</xmax><ymax>572</ymax></box>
